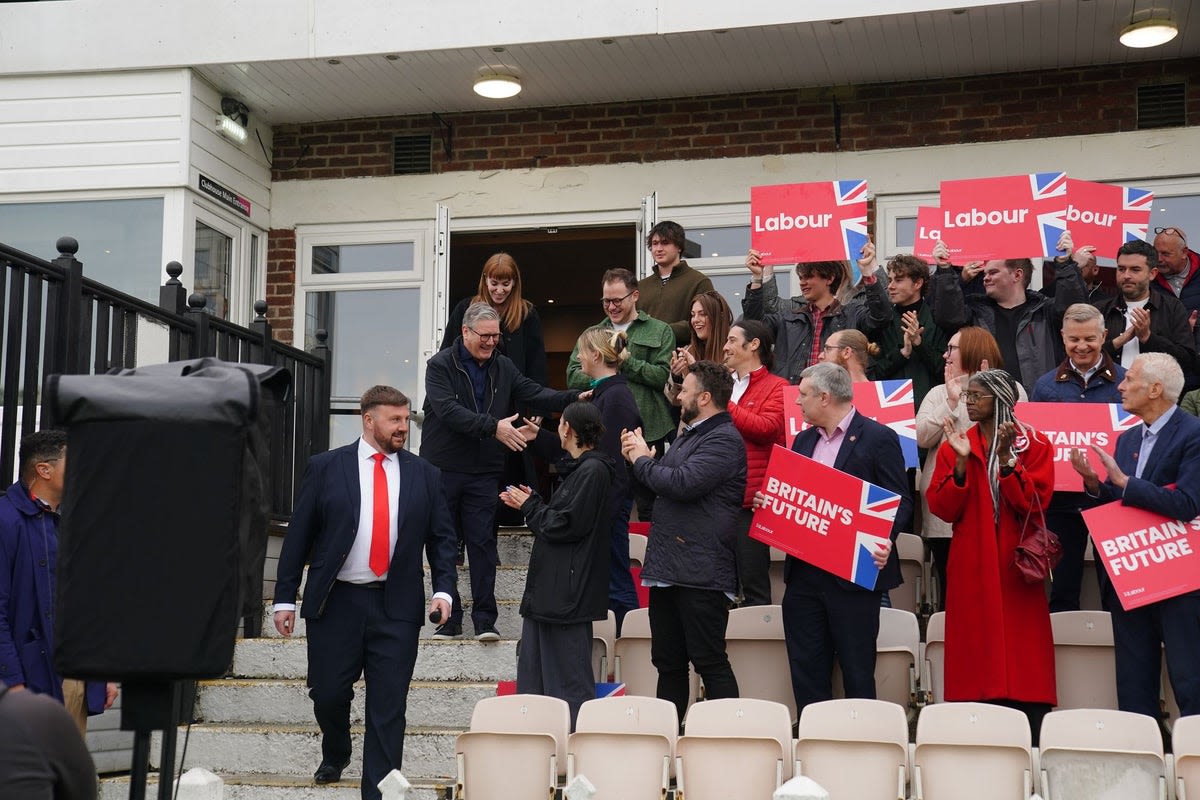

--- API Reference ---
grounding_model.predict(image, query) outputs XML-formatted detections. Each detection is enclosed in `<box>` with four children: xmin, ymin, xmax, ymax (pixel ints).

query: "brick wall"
<box><xmin>271</xmin><ymin>58</ymin><xmax>1198</xmax><ymax>181</ymax></box>
<box><xmin>266</xmin><ymin>57</ymin><xmax>1197</xmax><ymax>337</ymax></box>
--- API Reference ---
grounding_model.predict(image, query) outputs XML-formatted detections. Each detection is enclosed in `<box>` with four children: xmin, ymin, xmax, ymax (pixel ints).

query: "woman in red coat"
<box><xmin>926</xmin><ymin>368</ymin><xmax>1056</xmax><ymax>743</ymax></box>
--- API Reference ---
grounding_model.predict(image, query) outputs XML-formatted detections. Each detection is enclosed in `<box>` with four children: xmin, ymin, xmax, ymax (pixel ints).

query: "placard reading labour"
<box><xmin>1013</xmin><ymin>402</ymin><xmax>1140</xmax><ymax>491</ymax></box>
<box><xmin>750</xmin><ymin>445</ymin><xmax>899</xmax><ymax>590</ymax></box>
<box><xmin>1062</xmin><ymin>179</ymin><xmax>1153</xmax><ymax>256</ymax></box>
<box><xmin>1081</xmin><ymin>500</ymin><xmax>1200</xmax><ymax>611</ymax></box>
<box><xmin>913</xmin><ymin>205</ymin><xmax>996</xmax><ymax>264</ymax></box>
<box><xmin>750</xmin><ymin>180</ymin><xmax>869</xmax><ymax>265</ymax></box>
<box><xmin>938</xmin><ymin>173</ymin><xmax>1068</xmax><ymax>259</ymax></box>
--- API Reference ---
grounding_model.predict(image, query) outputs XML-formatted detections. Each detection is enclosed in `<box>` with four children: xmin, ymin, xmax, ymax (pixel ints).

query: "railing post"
<box><xmin>248</xmin><ymin>300</ymin><xmax>272</xmax><ymax>365</ymax></box>
<box><xmin>51</xmin><ymin>236</ymin><xmax>85</xmax><ymax>376</ymax></box>
<box><xmin>159</xmin><ymin>261</ymin><xmax>186</xmax><ymax>315</ymax></box>
<box><xmin>187</xmin><ymin>293</ymin><xmax>212</xmax><ymax>359</ymax></box>
<box><xmin>313</xmin><ymin>328</ymin><xmax>331</xmax><ymax>454</ymax></box>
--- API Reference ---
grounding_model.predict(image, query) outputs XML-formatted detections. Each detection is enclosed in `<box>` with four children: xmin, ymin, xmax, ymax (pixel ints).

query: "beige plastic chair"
<box><xmin>675</xmin><ymin>697</ymin><xmax>795</xmax><ymax>799</ymax></box>
<box><xmin>833</xmin><ymin>607</ymin><xmax>920</xmax><ymax>711</ymax></box>
<box><xmin>567</xmin><ymin>696</ymin><xmax>678</xmax><ymax>799</ymax></box>
<box><xmin>612</xmin><ymin>607</ymin><xmax>698</xmax><ymax>708</ymax></box>
<box><xmin>455</xmin><ymin>694</ymin><xmax>571</xmax><ymax>800</ymax></box>
<box><xmin>1039</xmin><ymin>708</ymin><xmax>1167</xmax><ymax>800</ymax></box>
<box><xmin>724</xmin><ymin>605</ymin><xmax>796</xmax><ymax>723</ymax></box>
<box><xmin>628</xmin><ymin>533</ymin><xmax>648</xmax><ymax>567</ymax></box>
<box><xmin>1173</xmin><ymin>714</ymin><xmax>1200</xmax><ymax>800</ymax></box>
<box><xmin>794</xmin><ymin>698</ymin><xmax>909</xmax><ymax>800</ymax></box>
<box><xmin>768</xmin><ymin>546</ymin><xmax>787</xmax><ymax>604</ymax></box>
<box><xmin>592</xmin><ymin>609</ymin><xmax>616</xmax><ymax>682</ymax></box>
<box><xmin>912</xmin><ymin>701</ymin><xmax>1035</xmax><ymax>800</ymax></box>
<box><xmin>921</xmin><ymin>612</ymin><xmax>946</xmax><ymax>704</ymax></box>
<box><xmin>1050</xmin><ymin>610</ymin><xmax>1117</xmax><ymax>710</ymax></box>
<box><xmin>888</xmin><ymin>532</ymin><xmax>926</xmax><ymax>616</ymax></box>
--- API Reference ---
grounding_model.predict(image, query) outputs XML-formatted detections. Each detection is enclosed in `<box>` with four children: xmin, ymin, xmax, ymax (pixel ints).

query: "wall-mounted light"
<box><xmin>217</xmin><ymin>97</ymin><xmax>249</xmax><ymax>144</ymax></box>
<box><xmin>473</xmin><ymin>73</ymin><xmax>522</xmax><ymax>99</ymax></box>
<box><xmin>1119</xmin><ymin>8</ymin><xmax>1178</xmax><ymax>48</ymax></box>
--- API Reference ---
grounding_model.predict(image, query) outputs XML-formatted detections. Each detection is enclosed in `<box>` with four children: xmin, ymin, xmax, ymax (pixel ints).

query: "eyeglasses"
<box><xmin>945</xmin><ymin>344</ymin><xmax>961</xmax><ymax>353</ymax></box>
<box><xmin>468</xmin><ymin>328</ymin><xmax>502</xmax><ymax>342</ymax></box>
<box><xmin>822</xmin><ymin>343</ymin><xmax>844</xmax><ymax>352</ymax></box>
<box><xmin>1154</xmin><ymin>227</ymin><xmax>1188</xmax><ymax>245</ymax></box>
<box><xmin>960</xmin><ymin>391</ymin><xmax>994</xmax><ymax>404</ymax></box>
<box><xmin>601</xmin><ymin>290</ymin><xmax>636</xmax><ymax>308</ymax></box>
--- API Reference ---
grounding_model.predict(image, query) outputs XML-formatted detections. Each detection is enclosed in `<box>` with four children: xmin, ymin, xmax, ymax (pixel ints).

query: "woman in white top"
<box><xmin>915</xmin><ymin>325</ymin><xmax>1027</xmax><ymax>606</ymax></box>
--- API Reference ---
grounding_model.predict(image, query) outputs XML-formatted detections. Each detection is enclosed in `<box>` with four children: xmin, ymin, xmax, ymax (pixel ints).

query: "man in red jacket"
<box><xmin>722</xmin><ymin>319</ymin><xmax>788</xmax><ymax>606</ymax></box>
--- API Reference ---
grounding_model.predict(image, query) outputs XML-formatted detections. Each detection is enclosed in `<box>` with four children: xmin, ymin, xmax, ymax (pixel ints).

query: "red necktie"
<box><xmin>370</xmin><ymin>453</ymin><xmax>390</xmax><ymax>576</ymax></box>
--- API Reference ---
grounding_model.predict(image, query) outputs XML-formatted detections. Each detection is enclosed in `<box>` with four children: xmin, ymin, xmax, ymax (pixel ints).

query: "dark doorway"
<box><xmin>448</xmin><ymin>224</ymin><xmax>636</xmax><ymax>389</ymax></box>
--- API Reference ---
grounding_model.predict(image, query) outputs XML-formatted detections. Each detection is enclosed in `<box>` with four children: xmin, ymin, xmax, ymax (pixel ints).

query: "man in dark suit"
<box><xmin>756</xmin><ymin>362</ymin><xmax>912</xmax><ymax>714</ymax></box>
<box><xmin>1070</xmin><ymin>353</ymin><xmax>1200</xmax><ymax>720</ymax></box>
<box><xmin>273</xmin><ymin>386</ymin><xmax>456</xmax><ymax>799</ymax></box>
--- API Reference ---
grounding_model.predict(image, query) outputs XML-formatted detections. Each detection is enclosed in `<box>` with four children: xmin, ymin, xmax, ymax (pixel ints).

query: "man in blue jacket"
<box><xmin>421</xmin><ymin>302</ymin><xmax>580</xmax><ymax>640</ymax></box>
<box><xmin>0</xmin><ymin>431</ymin><xmax>113</xmax><ymax>735</ymax></box>
<box><xmin>1070</xmin><ymin>353</ymin><xmax>1200</xmax><ymax>720</ymax></box>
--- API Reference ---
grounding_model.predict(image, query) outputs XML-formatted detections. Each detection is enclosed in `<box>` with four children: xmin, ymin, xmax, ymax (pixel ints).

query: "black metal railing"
<box><xmin>0</xmin><ymin>236</ymin><xmax>330</xmax><ymax>518</ymax></box>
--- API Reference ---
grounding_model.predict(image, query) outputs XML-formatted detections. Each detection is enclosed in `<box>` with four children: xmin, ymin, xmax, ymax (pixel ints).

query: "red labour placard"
<box><xmin>1062</xmin><ymin>179</ymin><xmax>1153</xmax><ymax>257</ymax></box>
<box><xmin>913</xmin><ymin>205</ymin><xmax>995</xmax><ymax>264</ymax></box>
<box><xmin>749</xmin><ymin>445</ymin><xmax>899</xmax><ymax>590</ymax></box>
<box><xmin>1082</xmin><ymin>500</ymin><xmax>1200</xmax><ymax>611</ymax></box>
<box><xmin>937</xmin><ymin>173</ymin><xmax>1068</xmax><ymax>259</ymax></box>
<box><xmin>750</xmin><ymin>180</ymin><xmax>869</xmax><ymax>265</ymax></box>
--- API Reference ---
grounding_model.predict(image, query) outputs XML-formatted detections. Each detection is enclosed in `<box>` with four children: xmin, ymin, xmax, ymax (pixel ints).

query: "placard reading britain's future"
<box><xmin>1081</xmin><ymin>500</ymin><xmax>1200</xmax><ymax>611</ymax></box>
<box><xmin>750</xmin><ymin>445</ymin><xmax>899</xmax><ymax>590</ymax></box>
<box><xmin>750</xmin><ymin>180</ymin><xmax>869</xmax><ymax>265</ymax></box>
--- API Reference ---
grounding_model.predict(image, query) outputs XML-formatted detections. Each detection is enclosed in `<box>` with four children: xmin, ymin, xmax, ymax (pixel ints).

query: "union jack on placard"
<box><xmin>834</xmin><ymin>179</ymin><xmax>869</xmax><ymax>206</ymax></box>
<box><xmin>1038</xmin><ymin>210</ymin><xmax>1067</xmax><ymax>259</ymax></box>
<box><xmin>858</xmin><ymin>481</ymin><xmax>901</xmax><ymax>522</ymax></box>
<box><xmin>858</xmin><ymin>380</ymin><xmax>918</xmax><ymax>468</ymax></box>
<box><xmin>1030</xmin><ymin>172</ymin><xmax>1068</xmax><ymax>200</ymax></box>
<box><xmin>1109</xmin><ymin>404</ymin><xmax>1140</xmax><ymax>433</ymax></box>
<box><xmin>850</xmin><ymin>531</ymin><xmax>889</xmax><ymax>590</ymax></box>
<box><xmin>1123</xmin><ymin>187</ymin><xmax>1154</xmax><ymax>213</ymax></box>
<box><xmin>840</xmin><ymin>215</ymin><xmax>870</xmax><ymax>264</ymax></box>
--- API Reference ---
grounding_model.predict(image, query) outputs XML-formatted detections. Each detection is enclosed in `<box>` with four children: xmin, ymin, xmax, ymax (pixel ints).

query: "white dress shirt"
<box><xmin>338</xmin><ymin>437</ymin><xmax>401</xmax><ymax>583</ymax></box>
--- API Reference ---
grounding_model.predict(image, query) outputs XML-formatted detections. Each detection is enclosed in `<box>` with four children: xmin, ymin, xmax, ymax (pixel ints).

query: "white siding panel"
<box><xmin>0</xmin><ymin>70</ymin><xmax>188</xmax><ymax>193</ymax></box>
<box><xmin>188</xmin><ymin>76</ymin><xmax>272</xmax><ymax>227</ymax></box>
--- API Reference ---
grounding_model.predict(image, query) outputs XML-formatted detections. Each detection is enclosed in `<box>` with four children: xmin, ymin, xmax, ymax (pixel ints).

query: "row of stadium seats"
<box><xmin>456</xmin><ymin>694</ymin><xmax>1196</xmax><ymax>800</ymax></box>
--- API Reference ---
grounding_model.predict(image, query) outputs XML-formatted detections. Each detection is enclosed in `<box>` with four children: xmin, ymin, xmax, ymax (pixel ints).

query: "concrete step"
<box><xmin>196</xmin><ymin>678</ymin><xmax>495</xmax><ymax>728</ymax></box>
<box><xmin>262</xmin><ymin>599</ymin><xmax>524</xmax><ymax>641</ymax></box>
<box><xmin>231</xmin><ymin>637</ymin><xmax>518</xmax><ymax>682</ymax></box>
<box><xmin>101</xmin><ymin>772</ymin><xmax>450</xmax><ymax>800</ymax></box>
<box><xmin>149</xmin><ymin>723</ymin><xmax>460</xmax><ymax>780</ymax></box>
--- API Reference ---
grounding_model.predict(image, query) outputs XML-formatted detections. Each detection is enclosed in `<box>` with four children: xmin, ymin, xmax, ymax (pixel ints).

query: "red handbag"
<box><xmin>1013</xmin><ymin>488</ymin><xmax>1062</xmax><ymax>584</ymax></box>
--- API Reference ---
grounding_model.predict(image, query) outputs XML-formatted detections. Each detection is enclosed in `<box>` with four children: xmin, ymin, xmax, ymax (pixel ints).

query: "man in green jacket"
<box><xmin>637</xmin><ymin>221</ymin><xmax>715</xmax><ymax>347</ymax></box>
<box><xmin>568</xmin><ymin>268</ymin><xmax>674</xmax><ymax>519</ymax></box>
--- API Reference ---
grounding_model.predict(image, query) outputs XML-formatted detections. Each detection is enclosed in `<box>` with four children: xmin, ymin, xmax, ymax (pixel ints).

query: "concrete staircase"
<box><xmin>100</xmin><ymin>529</ymin><xmax>534</xmax><ymax>800</ymax></box>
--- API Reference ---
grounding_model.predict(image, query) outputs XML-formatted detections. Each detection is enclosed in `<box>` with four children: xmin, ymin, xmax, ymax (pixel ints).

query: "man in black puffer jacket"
<box><xmin>621</xmin><ymin>360</ymin><xmax>747</xmax><ymax>723</ymax></box>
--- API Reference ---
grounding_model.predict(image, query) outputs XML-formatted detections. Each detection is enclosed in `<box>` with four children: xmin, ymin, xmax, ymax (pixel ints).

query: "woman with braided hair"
<box><xmin>926</xmin><ymin>368</ymin><xmax>1057</xmax><ymax>743</ymax></box>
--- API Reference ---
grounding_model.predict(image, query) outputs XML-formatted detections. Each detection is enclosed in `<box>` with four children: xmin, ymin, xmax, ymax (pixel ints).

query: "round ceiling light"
<box><xmin>1119</xmin><ymin>17</ymin><xmax>1178</xmax><ymax>48</ymax></box>
<box><xmin>473</xmin><ymin>73</ymin><xmax>522</xmax><ymax>99</ymax></box>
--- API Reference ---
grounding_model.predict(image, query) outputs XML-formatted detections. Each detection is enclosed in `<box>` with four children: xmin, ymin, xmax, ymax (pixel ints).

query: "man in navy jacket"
<box><xmin>767</xmin><ymin>362</ymin><xmax>912</xmax><ymax>715</ymax></box>
<box><xmin>1070</xmin><ymin>353</ymin><xmax>1200</xmax><ymax>720</ymax></box>
<box><xmin>274</xmin><ymin>386</ymin><xmax>457</xmax><ymax>798</ymax></box>
<box><xmin>0</xmin><ymin>431</ymin><xmax>111</xmax><ymax>734</ymax></box>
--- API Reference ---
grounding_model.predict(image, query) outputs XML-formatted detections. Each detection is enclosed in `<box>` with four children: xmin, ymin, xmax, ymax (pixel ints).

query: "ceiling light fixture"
<box><xmin>216</xmin><ymin>97</ymin><xmax>249</xmax><ymax>144</ymax></box>
<box><xmin>473</xmin><ymin>73</ymin><xmax>522</xmax><ymax>99</ymax></box>
<box><xmin>1119</xmin><ymin>8</ymin><xmax>1178</xmax><ymax>48</ymax></box>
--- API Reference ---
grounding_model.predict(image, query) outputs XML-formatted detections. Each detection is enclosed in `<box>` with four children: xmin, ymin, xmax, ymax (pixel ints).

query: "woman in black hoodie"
<box><xmin>500</xmin><ymin>401</ymin><xmax>614</xmax><ymax>728</ymax></box>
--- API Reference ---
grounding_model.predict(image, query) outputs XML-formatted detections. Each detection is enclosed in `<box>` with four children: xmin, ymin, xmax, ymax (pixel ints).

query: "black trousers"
<box><xmin>441</xmin><ymin>470</ymin><xmax>501</xmax><ymax>631</ymax></box>
<box><xmin>1046</xmin><ymin>506</ymin><xmax>1107</xmax><ymax>613</ymax></box>
<box><xmin>306</xmin><ymin>582</ymin><xmax>421</xmax><ymax>800</ymax></box>
<box><xmin>1106</xmin><ymin>583</ymin><xmax>1200</xmax><ymax>720</ymax></box>
<box><xmin>517</xmin><ymin>617</ymin><xmax>595</xmax><ymax>730</ymax></box>
<box><xmin>648</xmin><ymin>585</ymin><xmax>738</xmax><ymax>723</ymax></box>
<box><xmin>782</xmin><ymin>568</ymin><xmax>881</xmax><ymax>715</ymax></box>
<box><xmin>734</xmin><ymin>506</ymin><xmax>772</xmax><ymax>606</ymax></box>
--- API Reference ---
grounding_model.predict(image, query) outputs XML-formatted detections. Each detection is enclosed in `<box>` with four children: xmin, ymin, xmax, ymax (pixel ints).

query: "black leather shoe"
<box><xmin>313</xmin><ymin>758</ymin><xmax>350</xmax><ymax>784</ymax></box>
